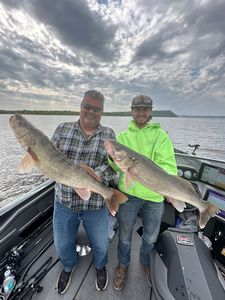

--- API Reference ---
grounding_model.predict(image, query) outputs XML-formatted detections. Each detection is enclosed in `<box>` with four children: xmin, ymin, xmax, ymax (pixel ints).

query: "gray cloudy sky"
<box><xmin>0</xmin><ymin>0</ymin><xmax>225</xmax><ymax>115</ymax></box>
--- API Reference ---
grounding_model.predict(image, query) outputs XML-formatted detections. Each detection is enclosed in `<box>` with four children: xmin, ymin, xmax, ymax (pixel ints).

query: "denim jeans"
<box><xmin>53</xmin><ymin>201</ymin><xmax>109</xmax><ymax>272</ymax></box>
<box><xmin>117</xmin><ymin>195</ymin><xmax>164</xmax><ymax>267</ymax></box>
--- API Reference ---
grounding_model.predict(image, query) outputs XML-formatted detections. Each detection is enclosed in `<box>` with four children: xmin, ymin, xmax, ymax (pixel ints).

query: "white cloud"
<box><xmin>0</xmin><ymin>0</ymin><xmax>225</xmax><ymax>115</ymax></box>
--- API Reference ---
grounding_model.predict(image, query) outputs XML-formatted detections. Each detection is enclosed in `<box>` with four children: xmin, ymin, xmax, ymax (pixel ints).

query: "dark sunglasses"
<box><xmin>81</xmin><ymin>102</ymin><xmax>102</xmax><ymax>113</ymax></box>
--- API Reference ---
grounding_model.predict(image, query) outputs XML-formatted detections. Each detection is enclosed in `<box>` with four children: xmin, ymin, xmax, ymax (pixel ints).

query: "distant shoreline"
<box><xmin>1</xmin><ymin>110</ymin><xmax>224</xmax><ymax>118</ymax></box>
<box><xmin>0</xmin><ymin>110</ymin><xmax>178</xmax><ymax>117</ymax></box>
<box><xmin>179</xmin><ymin>115</ymin><xmax>225</xmax><ymax>118</ymax></box>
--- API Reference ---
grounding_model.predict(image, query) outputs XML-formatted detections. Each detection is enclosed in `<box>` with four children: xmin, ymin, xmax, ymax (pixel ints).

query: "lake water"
<box><xmin>1</xmin><ymin>114</ymin><xmax>225</xmax><ymax>207</ymax></box>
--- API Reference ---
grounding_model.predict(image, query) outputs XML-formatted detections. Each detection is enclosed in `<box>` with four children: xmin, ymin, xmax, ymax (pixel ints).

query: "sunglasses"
<box><xmin>81</xmin><ymin>102</ymin><xmax>102</xmax><ymax>113</ymax></box>
<box><xmin>131</xmin><ymin>97</ymin><xmax>153</xmax><ymax>108</ymax></box>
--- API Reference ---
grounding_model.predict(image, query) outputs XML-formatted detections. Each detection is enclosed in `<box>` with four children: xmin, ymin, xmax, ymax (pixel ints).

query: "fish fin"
<box><xmin>124</xmin><ymin>174</ymin><xmax>135</xmax><ymax>190</ymax></box>
<box><xmin>167</xmin><ymin>197</ymin><xmax>186</xmax><ymax>212</ymax></box>
<box><xmin>19</xmin><ymin>153</ymin><xmax>36</xmax><ymax>173</ymax></box>
<box><xmin>199</xmin><ymin>203</ymin><xmax>220</xmax><ymax>229</ymax></box>
<box><xmin>105</xmin><ymin>189</ymin><xmax>128</xmax><ymax>216</ymax></box>
<box><xmin>74</xmin><ymin>188</ymin><xmax>91</xmax><ymax>201</ymax></box>
<box><xmin>80</xmin><ymin>165</ymin><xmax>101</xmax><ymax>182</ymax></box>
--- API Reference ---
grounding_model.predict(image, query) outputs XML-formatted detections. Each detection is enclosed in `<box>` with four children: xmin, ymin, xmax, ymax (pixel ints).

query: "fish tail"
<box><xmin>106</xmin><ymin>189</ymin><xmax>128</xmax><ymax>216</ymax></box>
<box><xmin>199</xmin><ymin>203</ymin><xmax>220</xmax><ymax>229</ymax></box>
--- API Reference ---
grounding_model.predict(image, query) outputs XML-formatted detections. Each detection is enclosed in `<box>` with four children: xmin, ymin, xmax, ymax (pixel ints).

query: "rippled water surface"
<box><xmin>1</xmin><ymin>114</ymin><xmax>225</xmax><ymax>207</ymax></box>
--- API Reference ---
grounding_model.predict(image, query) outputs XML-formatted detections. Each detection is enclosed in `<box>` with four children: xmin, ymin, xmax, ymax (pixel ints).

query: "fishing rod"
<box><xmin>0</xmin><ymin>217</ymin><xmax>53</xmax><ymax>285</ymax></box>
<box><xmin>18</xmin><ymin>225</ymin><xmax>53</xmax><ymax>269</ymax></box>
<box><xmin>13</xmin><ymin>258</ymin><xmax>59</xmax><ymax>300</ymax></box>
<box><xmin>18</xmin><ymin>237</ymin><xmax>54</xmax><ymax>282</ymax></box>
<box><xmin>0</xmin><ymin>237</ymin><xmax>54</xmax><ymax>300</ymax></box>
<box><xmin>10</xmin><ymin>256</ymin><xmax>52</xmax><ymax>300</ymax></box>
<box><xmin>1</xmin><ymin>217</ymin><xmax>53</xmax><ymax>269</ymax></box>
<box><xmin>0</xmin><ymin>219</ymin><xmax>53</xmax><ymax>299</ymax></box>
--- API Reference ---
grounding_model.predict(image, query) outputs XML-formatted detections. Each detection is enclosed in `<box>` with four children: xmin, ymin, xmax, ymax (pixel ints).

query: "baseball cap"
<box><xmin>131</xmin><ymin>95</ymin><xmax>153</xmax><ymax>108</ymax></box>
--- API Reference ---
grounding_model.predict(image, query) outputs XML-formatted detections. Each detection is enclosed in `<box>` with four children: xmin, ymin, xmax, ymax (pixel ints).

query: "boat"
<box><xmin>0</xmin><ymin>148</ymin><xmax>225</xmax><ymax>300</ymax></box>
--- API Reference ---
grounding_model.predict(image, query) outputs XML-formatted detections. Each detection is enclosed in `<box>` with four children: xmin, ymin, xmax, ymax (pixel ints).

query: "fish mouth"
<box><xmin>9</xmin><ymin>114</ymin><xmax>29</xmax><ymax>139</ymax></box>
<box><xmin>9</xmin><ymin>115</ymin><xmax>17</xmax><ymax>128</ymax></box>
<box><xmin>104</xmin><ymin>140</ymin><xmax>125</xmax><ymax>162</ymax></box>
<box><xmin>9</xmin><ymin>114</ymin><xmax>22</xmax><ymax>127</ymax></box>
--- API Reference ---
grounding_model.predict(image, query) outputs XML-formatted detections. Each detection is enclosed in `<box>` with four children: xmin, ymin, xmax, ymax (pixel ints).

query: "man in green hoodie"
<box><xmin>112</xmin><ymin>95</ymin><xmax>177</xmax><ymax>290</ymax></box>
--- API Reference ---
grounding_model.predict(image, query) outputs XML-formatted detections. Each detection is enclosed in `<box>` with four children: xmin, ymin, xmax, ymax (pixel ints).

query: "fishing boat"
<box><xmin>0</xmin><ymin>148</ymin><xmax>225</xmax><ymax>300</ymax></box>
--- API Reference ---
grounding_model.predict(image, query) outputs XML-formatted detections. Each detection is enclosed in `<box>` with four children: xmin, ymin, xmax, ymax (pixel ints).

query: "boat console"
<box><xmin>177</xmin><ymin>165</ymin><xmax>199</xmax><ymax>181</ymax></box>
<box><xmin>205</xmin><ymin>189</ymin><xmax>225</xmax><ymax>219</ymax></box>
<box><xmin>177</xmin><ymin>162</ymin><xmax>225</xmax><ymax>219</ymax></box>
<box><xmin>199</xmin><ymin>164</ymin><xmax>225</xmax><ymax>267</ymax></box>
<box><xmin>198</xmin><ymin>163</ymin><xmax>225</xmax><ymax>222</ymax></box>
<box><xmin>175</xmin><ymin>161</ymin><xmax>225</xmax><ymax>275</ymax></box>
<box><xmin>198</xmin><ymin>163</ymin><xmax>225</xmax><ymax>190</ymax></box>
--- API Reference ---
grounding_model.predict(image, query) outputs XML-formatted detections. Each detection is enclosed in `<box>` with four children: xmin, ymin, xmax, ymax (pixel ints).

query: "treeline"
<box><xmin>0</xmin><ymin>109</ymin><xmax>177</xmax><ymax>117</ymax></box>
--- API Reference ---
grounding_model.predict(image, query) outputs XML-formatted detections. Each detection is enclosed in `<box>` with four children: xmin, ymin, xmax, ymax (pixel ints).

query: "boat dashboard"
<box><xmin>175</xmin><ymin>161</ymin><xmax>225</xmax><ymax>267</ymax></box>
<box><xmin>177</xmin><ymin>162</ymin><xmax>225</xmax><ymax>223</ymax></box>
<box><xmin>177</xmin><ymin>165</ymin><xmax>199</xmax><ymax>181</ymax></box>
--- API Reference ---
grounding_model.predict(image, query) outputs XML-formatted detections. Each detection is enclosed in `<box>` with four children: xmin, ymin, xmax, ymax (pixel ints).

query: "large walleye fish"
<box><xmin>104</xmin><ymin>139</ymin><xmax>220</xmax><ymax>228</ymax></box>
<box><xmin>9</xmin><ymin>114</ymin><xmax>128</xmax><ymax>215</ymax></box>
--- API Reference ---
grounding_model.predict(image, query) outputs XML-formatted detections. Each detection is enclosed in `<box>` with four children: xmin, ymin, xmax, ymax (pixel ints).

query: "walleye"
<box><xmin>9</xmin><ymin>114</ymin><xmax>128</xmax><ymax>215</ymax></box>
<box><xmin>104</xmin><ymin>139</ymin><xmax>220</xmax><ymax>228</ymax></box>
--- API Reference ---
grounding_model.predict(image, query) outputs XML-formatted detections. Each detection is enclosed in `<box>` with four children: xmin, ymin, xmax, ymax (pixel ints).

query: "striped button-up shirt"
<box><xmin>51</xmin><ymin>120</ymin><xmax>116</xmax><ymax>211</ymax></box>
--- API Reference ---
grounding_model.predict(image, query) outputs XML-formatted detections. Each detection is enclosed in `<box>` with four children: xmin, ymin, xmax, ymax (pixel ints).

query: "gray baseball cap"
<box><xmin>131</xmin><ymin>95</ymin><xmax>153</xmax><ymax>108</ymax></box>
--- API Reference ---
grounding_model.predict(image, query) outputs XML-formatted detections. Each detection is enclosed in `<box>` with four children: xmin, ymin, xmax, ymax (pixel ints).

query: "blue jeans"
<box><xmin>117</xmin><ymin>195</ymin><xmax>164</xmax><ymax>267</ymax></box>
<box><xmin>53</xmin><ymin>201</ymin><xmax>109</xmax><ymax>272</ymax></box>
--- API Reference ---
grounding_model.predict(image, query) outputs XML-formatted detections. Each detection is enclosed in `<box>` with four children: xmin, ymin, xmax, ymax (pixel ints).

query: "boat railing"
<box><xmin>175</xmin><ymin>152</ymin><xmax>225</xmax><ymax>166</ymax></box>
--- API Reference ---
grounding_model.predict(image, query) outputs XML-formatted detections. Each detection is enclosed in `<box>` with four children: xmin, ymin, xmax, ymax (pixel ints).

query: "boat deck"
<box><xmin>20</xmin><ymin>217</ymin><xmax>151</xmax><ymax>300</ymax></box>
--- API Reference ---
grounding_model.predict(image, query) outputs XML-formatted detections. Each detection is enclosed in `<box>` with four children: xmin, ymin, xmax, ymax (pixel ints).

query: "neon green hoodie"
<box><xmin>111</xmin><ymin>120</ymin><xmax>178</xmax><ymax>202</ymax></box>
